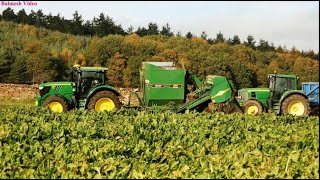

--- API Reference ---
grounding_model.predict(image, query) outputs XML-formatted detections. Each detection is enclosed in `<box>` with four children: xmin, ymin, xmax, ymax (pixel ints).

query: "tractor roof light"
<box><xmin>74</xmin><ymin>63</ymin><xmax>81</xmax><ymax>68</ymax></box>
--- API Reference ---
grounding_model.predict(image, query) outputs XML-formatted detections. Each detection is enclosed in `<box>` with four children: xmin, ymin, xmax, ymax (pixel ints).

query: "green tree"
<box><xmin>71</xmin><ymin>11</ymin><xmax>84</xmax><ymax>35</ymax></box>
<box><xmin>257</xmin><ymin>39</ymin><xmax>275</xmax><ymax>52</ymax></box>
<box><xmin>185</xmin><ymin>31</ymin><xmax>193</xmax><ymax>39</ymax></box>
<box><xmin>92</xmin><ymin>13</ymin><xmax>125</xmax><ymax>37</ymax></box>
<box><xmin>227</xmin><ymin>35</ymin><xmax>241</xmax><ymax>45</ymax></box>
<box><xmin>0</xmin><ymin>47</ymin><xmax>15</xmax><ymax>82</ymax></box>
<box><xmin>9</xmin><ymin>52</ymin><xmax>30</xmax><ymax>83</ymax></box>
<box><xmin>126</xmin><ymin>25</ymin><xmax>134</xmax><ymax>34</ymax></box>
<box><xmin>147</xmin><ymin>22</ymin><xmax>159</xmax><ymax>35</ymax></box>
<box><xmin>200</xmin><ymin>31</ymin><xmax>208</xmax><ymax>40</ymax></box>
<box><xmin>2</xmin><ymin>7</ymin><xmax>16</xmax><ymax>22</ymax></box>
<box><xmin>135</xmin><ymin>27</ymin><xmax>148</xmax><ymax>36</ymax></box>
<box><xmin>17</xmin><ymin>9</ymin><xmax>28</xmax><ymax>24</ymax></box>
<box><xmin>27</xmin><ymin>10</ymin><xmax>37</xmax><ymax>25</ymax></box>
<box><xmin>35</xmin><ymin>10</ymin><xmax>46</xmax><ymax>27</ymax></box>
<box><xmin>244</xmin><ymin>35</ymin><xmax>256</xmax><ymax>49</ymax></box>
<box><xmin>213</xmin><ymin>31</ymin><xmax>225</xmax><ymax>44</ymax></box>
<box><xmin>160</xmin><ymin>23</ymin><xmax>173</xmax><ymax>36</ymax></box>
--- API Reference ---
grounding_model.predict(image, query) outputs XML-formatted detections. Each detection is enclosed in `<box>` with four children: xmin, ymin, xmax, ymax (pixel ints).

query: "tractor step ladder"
<box><xmin>78</xmin><ymin>99</ymin><xmax>86</xmax><ymax>109</ymax></box>
<box><xmin>273</xmin><ymin>102</ymin><xmax>280</xmax><ymax>112</ymax></box>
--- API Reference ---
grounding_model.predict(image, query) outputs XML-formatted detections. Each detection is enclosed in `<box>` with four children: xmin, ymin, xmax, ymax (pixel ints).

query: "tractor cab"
<box><xmin>71</xmin><ymin>65</ymin><xmax>107</xmax><ymax>97</ymax></box>
<box><xmin>267</xmin><ymin>74</ymin><xmax>298</xmax><ymax>102</ymax></box>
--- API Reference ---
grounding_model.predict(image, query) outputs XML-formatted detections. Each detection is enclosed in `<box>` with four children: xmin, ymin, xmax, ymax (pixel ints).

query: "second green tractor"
<box><xmin>237</xmin><ymin>74</ymin><xmax>311</xmax><ymax>116</ymax></box>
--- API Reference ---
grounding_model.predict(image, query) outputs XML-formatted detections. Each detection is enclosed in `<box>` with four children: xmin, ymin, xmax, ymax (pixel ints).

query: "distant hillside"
<box><xmin>0</xmin><ymin>20</ymin><xmax>318</xmax><ymax>89</ymax></box>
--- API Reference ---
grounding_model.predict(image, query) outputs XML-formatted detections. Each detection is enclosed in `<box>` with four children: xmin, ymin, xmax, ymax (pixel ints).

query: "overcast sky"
<box><xmin>1</xmin><ymin>1</ymin><xmax>319</xmax><ymax>52</ymax></box>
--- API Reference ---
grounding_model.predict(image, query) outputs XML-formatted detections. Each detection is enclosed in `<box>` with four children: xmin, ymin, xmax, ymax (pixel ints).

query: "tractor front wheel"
<box><xmin>87</xmin><ymin>91</ymin><xmax>121</xmax><ymax>112</ymax></box>
<box><xmin>281</xmin><ymin>94</ymin><xmax>310</xmax><ymax>116</ymax></box>
<box><xmin>42</xmin><ymin>96</ymin><xmax>69</xmax><ymax>113</ymax></box>
<box><xmin>242</xmin><ymin>100</ymin><xmax>263</xmax><ymax>116</ymax></box>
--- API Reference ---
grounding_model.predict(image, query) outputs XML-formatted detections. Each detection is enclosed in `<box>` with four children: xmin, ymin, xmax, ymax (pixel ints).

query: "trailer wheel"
<box><xmin>242</xmin><ymin>100</ymin><xmax>263</xmax><ymax>116</ymax></box>
<box><xmin>42</xmin><ymin>96</ymin><xmax>69</xmax><ymax>113</ymax></box>
<box><xmin>281</xmin><ymin>94</ymin><xmax>310</xmax><ymax>116</ymax></box>
<box><xmin>88</xmin><ymin>91</ymin><xmax>121</xmax><ymax>112</ymax></box>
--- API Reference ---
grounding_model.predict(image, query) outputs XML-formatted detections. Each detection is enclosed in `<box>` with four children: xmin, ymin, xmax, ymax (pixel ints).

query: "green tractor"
<box><xmin>36</xmin><ymin>65</ymin><xmax>121</xmax><ymax>112</ymax></box>
<box><xmin>237</xmin><ymin>74</ymin><xmax>310</xmax><ymax>116</ymax></box>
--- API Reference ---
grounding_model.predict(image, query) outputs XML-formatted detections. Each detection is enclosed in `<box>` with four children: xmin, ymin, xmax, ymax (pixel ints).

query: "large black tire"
<box><xmin>242</xmin><ymin>99</ymin><xmax>263</xmax><ymax>116</ymax></box>
<box><xmin>281</xmin><ymin>94</ymin><xmax>310</xmax><ymax>116</ymax></box>
<box><xmin>42</xmin><ymin>96</ymin><xmax>69</xmax><ymax>113</ymax></box>
<box><xmin>87</xmin><ymin>91</ymin><xmax>121</xmax><ymax>112</ymax></box>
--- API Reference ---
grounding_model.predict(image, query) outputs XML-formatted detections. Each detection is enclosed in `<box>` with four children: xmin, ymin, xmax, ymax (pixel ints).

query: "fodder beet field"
<box><xmin>0</xmin><ymin>107</ymin><xmax>319</xmax><ymax>179</ymax></box>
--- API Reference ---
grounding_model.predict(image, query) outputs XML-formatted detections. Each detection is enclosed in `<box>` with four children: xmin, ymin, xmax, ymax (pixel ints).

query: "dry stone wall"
<box><xmin>0</xmin><ymin>83</ymin><xmax>38</xmax><ymax>100</ymax></box>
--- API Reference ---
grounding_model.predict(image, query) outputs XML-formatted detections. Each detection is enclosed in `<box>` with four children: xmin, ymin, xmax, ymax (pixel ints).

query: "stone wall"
<box><xmin>0</xmin><ymin>83</ymin><xmax>38</xmax><ymax>100</ymax></box>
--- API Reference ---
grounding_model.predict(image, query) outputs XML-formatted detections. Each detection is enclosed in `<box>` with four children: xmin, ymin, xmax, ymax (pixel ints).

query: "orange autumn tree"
<box><xmin>107</xmin><ymin>52</ymin><xmax>126</xmax><ymax>87</ymax></box>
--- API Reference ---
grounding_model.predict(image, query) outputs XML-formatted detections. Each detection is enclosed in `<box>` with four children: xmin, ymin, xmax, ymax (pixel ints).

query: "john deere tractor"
<box><xmin>36</xmin><ymin>65</ymin><xmax>121</xmax><ymax>112</ymax></box>
<box><xmin>237</xmin><ymin>74</ymin><xmax>311</xmax><ymax>116</ymax></box>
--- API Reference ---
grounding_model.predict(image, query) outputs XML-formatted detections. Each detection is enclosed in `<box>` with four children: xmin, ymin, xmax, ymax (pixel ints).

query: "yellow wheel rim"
<box><xmin>95</xmin><ymin>98</ymin><xmax>115</xmax><ymax>112</ymax></box>
<box><xmin>288</xmin><ymin>101</ymin><xmax>304</xmax><ymax>116</ymax></box>
<box><xmin>48</xmin><ymin>102</ymin><xmax>63</xmax><ymax>113</ymax></box>
<box><xmin>246</xmin><ymin>105</ymin><xmax>259</xmax><ymax>115</ymax></box>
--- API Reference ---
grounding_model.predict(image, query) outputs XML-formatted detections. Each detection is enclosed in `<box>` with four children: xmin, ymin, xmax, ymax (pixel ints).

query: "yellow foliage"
<box><xmin>212</xmin><ymin>42</ymin><xmax>229</xmax><ymax>49</ymax></box>
<box><xmin>232</xmin><ymin>45</ymin><xmax>251</xmax><ymax>61</ymax></box>
<box><xmin>23</xmin><ymin>41</ymin><xmax>42</xmax><ymax>53</ymax></box>
<box><xmin>76</xmin><ymin>53</ymin><xmax>86</xmax><ymax>66</ymax></box>
<box><xmin>93</xmin><ymin>63</ymin><xmax>102</xmax><ymax>67</ymax></box>
<box><xmin>107</xmin><ymin>52</ymin><xmax>126</xmax><ymax>87</ymax></box>
<box><xmin>124</xmin><ymin>33</ymin><xmax>141</xmax><ymax>44</ymax></box>
<box><xmin>60</xmin><ymin>48</ymin><xmax>73</xmax><ymax>64</ymax></box>
<box><xmin>161</xmin><ymin>49</ymin><xmax>178</xmax><ymax>60</ymax></box>
<box><xmin>18</xmin><ymin>24</ymin><xmax>32</xmax><ymax>34</ymax></box>
<box><xmin>66</xmin><ymin>37</ymin><xmax>81</xmax><ymax>49</ymax></box>
<box><xmin>191</xmin><ymin>37</ymin><xmax>208</xmax><ymax>45</ymax></box>
<box><xmin>51</xmin><ymin>49</ymin><xmax>60</xmax><ymax>59</ymax></box>
<box><xmin>151</xmin><ymin>55</ymin><xmax>166</xmax><ymax>62</ymax></box>
<box><xmin>268</xmin><ymin>60</ymin><xmax>279</xmax><ymax>72</ymax></box>
<box><xmin>178</xmin><ymin>57</ymin><xmax>191</xmax><ymax>69</ymax></box>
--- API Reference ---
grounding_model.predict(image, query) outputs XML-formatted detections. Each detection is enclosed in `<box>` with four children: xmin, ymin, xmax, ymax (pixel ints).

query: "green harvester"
<box><xmin>127</xmin><ymin>62</ymin><xmax>243</xmax><ymax>113</ymax></box>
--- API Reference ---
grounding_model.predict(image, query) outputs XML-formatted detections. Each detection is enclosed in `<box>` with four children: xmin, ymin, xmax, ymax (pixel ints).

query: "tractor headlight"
<box><xmin>39</xmin><ymin>86</ymin><xmax>44</xmax><ymax>90</ymax></box>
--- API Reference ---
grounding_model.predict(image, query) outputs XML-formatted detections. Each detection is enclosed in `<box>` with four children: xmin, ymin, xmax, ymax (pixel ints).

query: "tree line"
<box><xmin>0</xmin><ymin>20</ymin><xmax>318</xmax><ymax>90</ymax></box>
<box><xmin>0</xmin><ymin>7</ymin><xmax>318</xmax><ymax>60</ymax></box>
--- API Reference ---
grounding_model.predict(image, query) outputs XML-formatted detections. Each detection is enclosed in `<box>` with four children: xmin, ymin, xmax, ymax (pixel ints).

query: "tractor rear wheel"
<box><xmin>87</xmin><ymin>91</ymin><xmax>121</xmax><ymax>112</ymax></box>
<box><xmin>242</xmin><ymin>100</ymin><xmax>263</xmax><ymax>116</ymax></box>
<box><xmin>281</xmin><ymin>94</ymin><xmax>310</xmax><ymax>116</ymax></box>
<box><xmin>42</xmin><ymin>96</ymin><xmax>69</xmax><ymax>113</ymax></box>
